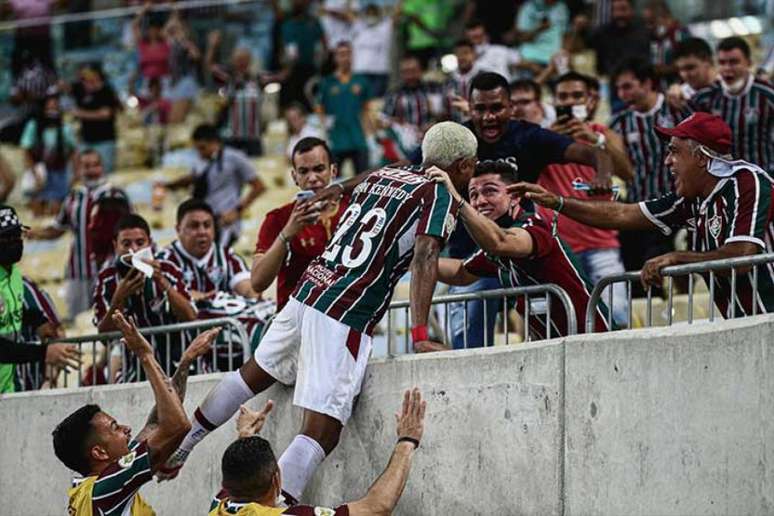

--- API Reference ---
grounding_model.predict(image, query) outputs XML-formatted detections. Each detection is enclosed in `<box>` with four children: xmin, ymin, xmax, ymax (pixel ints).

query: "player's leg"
<box><xmin>277</xmin><ymin>308</ymin><xmax>373</xmax><ymax>501</ymax></box>
<box><xmin>160</xmin><ymin>299</ymin><xmax>304</xmax><ymax>476</ymax></box>
<box><xmin>278</xmin><ymin>409</ymin><xmax>342</xmax><ymax>503</ymax></box>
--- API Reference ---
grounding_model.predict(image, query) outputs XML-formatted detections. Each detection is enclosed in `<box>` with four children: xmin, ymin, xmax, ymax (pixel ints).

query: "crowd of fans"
<box><xmin>0</xmin><ymin>0</ymin><xmax>769</xmax><ymax>513</ymax></box>
<box><xmin>0</xmin><ymin>0</ymin><xmax>769</xmax><ymax>390</ymax></box>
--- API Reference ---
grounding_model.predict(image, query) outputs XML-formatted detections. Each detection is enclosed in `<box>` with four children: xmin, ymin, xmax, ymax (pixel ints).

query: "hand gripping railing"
<box><xmin>386</xmin><ymin>285</ymin><xmax>577</xmax><ymax>355</ymax></box>
<box><xmin>38</xmin><ymin>317</ymin><xmax>249</xmax><ymax>390</ymax></box>
<box><xmin>585</xmin><ymin>252</ymin><xmax>774</xmax><ymax>332</ymax></box>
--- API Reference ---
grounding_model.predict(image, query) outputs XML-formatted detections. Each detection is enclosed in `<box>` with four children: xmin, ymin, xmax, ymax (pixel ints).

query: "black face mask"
<box><xmin>0</xmin><ymin>239</ymin><xmax>23</xmax><ymax>266</ymax></box>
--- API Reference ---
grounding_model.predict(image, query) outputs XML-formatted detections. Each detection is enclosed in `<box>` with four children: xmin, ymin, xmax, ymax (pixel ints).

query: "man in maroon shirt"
<box><xmin>252</xmin><ymin>137</ymin><xmax>347</xmax><ymax>311</ymax></box>
<box><xmin>431</xmin><ymin>160</ymin><xmax>611</xmax><ymax>337</ymax></box>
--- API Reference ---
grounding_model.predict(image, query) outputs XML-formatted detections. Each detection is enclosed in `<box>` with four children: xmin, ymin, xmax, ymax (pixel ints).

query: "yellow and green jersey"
<box><xmin>67</xmin><ymin>440</ymin><xmax>155</xmax><ymax>516</ymax></box>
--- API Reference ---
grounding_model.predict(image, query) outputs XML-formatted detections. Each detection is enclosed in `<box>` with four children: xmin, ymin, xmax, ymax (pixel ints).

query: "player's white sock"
<box><xmin>278</xmin><ymin>434</ymin><xmax>326</xmax><ymax>502</ymax></box>
<box><xmin>179</xmin><ymin>370</ymin><xmax>255</xmax><ymax>454</ymax></box>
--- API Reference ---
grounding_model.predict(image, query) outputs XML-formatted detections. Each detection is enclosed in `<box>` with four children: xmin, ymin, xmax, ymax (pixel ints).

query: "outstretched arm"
<box><xmin>563</xmin><ymin>141</ymin><xmax>615</xmax><ymax>192</ymax></box>
<box><xmin>112</xmin><ymin>312</ymin><xmax>192</xmax><ymax>472</ymax></box>
<box><xmin>347</xmin><ymin>389</ymin><xmax>426</xmax><ymax>516</ymax></box>
<box><xmin>427</xmin><ymin>167</ymin><xmax>534</xmax><ymax>259</ymax></box>
<box><xmin>134</xmin><ymin>327</ymin><xmax>221</xmax><ymax>442</ymax></box>
<box><xmin>509</xmin><ymin>182</ymin><xmax>654</xmax><ymax>231</ymax></box>
<box><xmin>437</xmin><ymin>258</ymin><xmax>478</xmax><ymax>286</ymax></box>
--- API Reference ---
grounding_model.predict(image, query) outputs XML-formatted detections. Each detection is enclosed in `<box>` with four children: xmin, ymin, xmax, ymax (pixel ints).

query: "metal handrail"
<box><xmin>45</xmin><ymin>317</ymin><xmax>250</xmax><ymax>389</ymax></box>
<box><xmin>387</xmin><ymin>285</ymin><xmax>577</xmax><ymax>355</ymax></box>
<box><xmin>585</xmin><ymin>252</ymin><xmax>774</xmax><ymax>332</ymax></box>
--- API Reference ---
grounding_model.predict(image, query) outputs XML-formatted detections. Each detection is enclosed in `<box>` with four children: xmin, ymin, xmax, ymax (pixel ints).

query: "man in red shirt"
<box><xmin>537</xmin><ymin>71</ymin><xmax>634</xmax><ymax>322</ymax></box>
<box><xmin>251</xmin><ymin>137</ymin><xmax>348</xmax><ymax>311</ymax></box>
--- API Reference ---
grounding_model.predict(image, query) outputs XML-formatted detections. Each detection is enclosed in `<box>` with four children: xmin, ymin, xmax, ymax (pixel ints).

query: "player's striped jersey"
<box><xmin>55</xmin><ymin>181</ymin><xmax>129</xmax><ymax>280</ymax></box>
<box><xmin>294</xmin><ymin>165</ymin><xmax>460</xmax><ymax>335</ymax></box>
<box><xmin>690</xmin><ymin>75</ymin><xmax>774</xmax><ymax>174</ymax></box>
<box><xmin>67</xmin><ymin>440</ymin><xmax>155</xmax><ymax>516</ymax></box>
<box><xmin>640</xmin><ymin>162</ymin><xmax>774</xmax><ymax>316</ymax></box>
<box><xmin>157</xmin><ymin>240</ymin><xmax>251</xmax><ymax>295</ymax></box>
<box><xmin>463</xmin><ymin>205</ymin><xmax>610</xmax><ymax>337</ymax></box>
<box><xmin>609</xmin><ymin>93</ymin><xmax>690</xmax><ymax>201</ymax></box>
<box><xmin>209</xmin><ymin>490</ymin><xmax>349</xmax><ymax>516</ymax></box>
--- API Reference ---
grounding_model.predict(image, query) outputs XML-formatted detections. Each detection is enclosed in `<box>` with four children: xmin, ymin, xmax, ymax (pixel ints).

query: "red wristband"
<box><xmin>411</xmin><ymin>325</ymin><xmax>429</xmax><ymax>343</ymax></box>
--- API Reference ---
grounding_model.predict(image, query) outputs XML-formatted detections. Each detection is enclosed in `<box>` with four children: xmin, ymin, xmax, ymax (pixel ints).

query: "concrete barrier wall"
<box><xmin>1</xmin><ymin>315</ymin><xmax>773</xmax><ymax>515</ymax></box>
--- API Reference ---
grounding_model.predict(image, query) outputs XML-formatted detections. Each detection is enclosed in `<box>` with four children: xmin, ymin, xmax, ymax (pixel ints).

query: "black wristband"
<box><xmin>397</xmin><ymin>436</ymin><xmax>420</xmax><ymax>449</ymax></box>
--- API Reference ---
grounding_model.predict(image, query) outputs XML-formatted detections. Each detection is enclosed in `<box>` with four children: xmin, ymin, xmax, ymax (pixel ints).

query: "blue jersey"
<box><xmin>465</xmin><ymin>120</ymin><xmax>573</xmax><ymax>182</ymax></box>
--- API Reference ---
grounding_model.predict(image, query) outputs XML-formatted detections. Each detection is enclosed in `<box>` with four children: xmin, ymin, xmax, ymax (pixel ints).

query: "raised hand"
<box><xmin>112</xmin><ymin>312</ymin><xmax>153</xmax><ymax>358</ymax></box>
<box><xmin>181</xmin><ymin>327</ymin><xmax>221</xmax><ymax>364</ymax></box>
<box><xmin>45</xmin><ymin>343</ymin><xmax>81</xmax><ymax>369</ymax></box>
<box><xmin>237</xmin><ymin>400</ymin><xmax>275</xmax><ymax>438</ymax></box>
<box><xmin>507</xmin><ymin>182</ymin><xmax>561</xmax><ymax>209</ymax></box>
<box><xmin>395</xmin><ymin>388</ymin><xmax>426</xmax><ymax>443</ymax></box>
<box><xmin>426</xmin><ymin>166</ymin><xmax>462</xmax><ymax>203</ymax></box>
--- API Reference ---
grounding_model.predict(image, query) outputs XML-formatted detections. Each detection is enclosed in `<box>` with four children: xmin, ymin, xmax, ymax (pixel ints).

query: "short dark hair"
<box><xmin>284</xmin><ymin>101</ymin><xmax>308</xmax><ymax>115</ymax></box>
<box><xmin>474</xmin><ymin>160</ymin><xmax>519</xmax><ymax>184</ymax></box>
<box><xmin>79</xmin><ymin>148</ymin><xmax>102</xmax><ymax>162</ymax></box>
<box><xmin>673</xmin><ymin>37</ymin><xmax>713</xmax><ymax>63</ymax></box>
<box><xmin>335</xmin><ymin>40</ymin><xmax>352</xmax><ymax>49</ymax></box>
<box><xmin>52</xmin><ymin>404</ymin><xmax>101</xmax><ymax>475</ymax></box>
<box><xmin>113</xmin><ymin>214</ymin><xmax>151</xmax><ymax>239</ymax></box>
<box><xmin>717</xmin><ymin>36</ymin><xmax>751</xmax><ymax>60</ymax></box>
<box><xmin>291</xmin><ymin>137</ymin><xmax>332</xmax><ymax>167</ymax></box>
<box><xmin>192</xmin><ymin>123</ymin><xmax>221</xmax><ymax>142</ymax></box>
<box><xmin>470</xmin><ymin>72</ymin><xmax>510</xmax><ymax>98</ymax></box>
<box><xmin>400</xmin><ymin>53</ymin><xmax>423</xmax><ymax>68</ymax></box>
<box><xmin>612</xmin><ymin>58</ymin><xmax>657</xmax><ymax>87</ymax></box>
<box><xmin>553</xmin><ymin>72</ymin><xmax>593</xmax><ymax>94</ymax></box>
<box><xmin>221</xmin><ymin>436</ymin><xmax>278</xmax><ymax>499</ymax></box>
<box><xmin>464</xmin><ymin>18</ymin><xmax>485</xmax><ymax>31</ymax></box>
<box><xmin>510</xmin><ymin>79</ymin><xmax>542</xmax><ymax>101</ymax></box>
<box><xmin>177</xmin><ymin>198</ymin><xmax>215</xmax><ymax>225</ymax></box>
<box><xmin>454</xmin><ymin>38</ymin><xmax>474</xmax><ymax>50</ymax></box>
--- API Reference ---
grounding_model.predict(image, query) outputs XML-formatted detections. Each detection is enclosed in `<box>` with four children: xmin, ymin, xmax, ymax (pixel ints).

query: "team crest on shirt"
<box><xmin>445</xmin><ymin>213</ymin><xmax>457</xmax><ymax>235</ymax></box>
<box><xmin>207</xmin><ymin>266</ymin><xmax>224</xmax><ymax>286</ymax></box>
<box><xmin>744</xmin><ymin>107</ymin><xmax>759</xmax><ymax>123</ymax></box>
<box><xmin>314</xmin><ymin>508</ymin><xmax>335</xmax><ymax>516</ymax></box>
<box><xmin>330</xmin><ymin>85</ymin><xmax>340</xmax><ymax>95</ymax></box>
<box><xmin>351</xmin><ymin>84</ymin><xmax>362</xmax><ymax>96</ymax></box>
<box><xmin>183</xmin><ymin>270</ymin><xmax>194</xmax><ymax>284</ymax></box>
<box><xmin>118</xmin><ymin>451</ymin><xmax>136</xmax><ymax>468</ymax></box>
<box><xmin>708</xmin><ymin>214</ymin><xmax>722</xmax><ymax>239</ymax></box>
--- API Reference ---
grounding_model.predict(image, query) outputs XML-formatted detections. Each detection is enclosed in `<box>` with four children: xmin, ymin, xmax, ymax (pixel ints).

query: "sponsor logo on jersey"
<box><xmin>445</xmin><ymin>213</ymin><xmax>456</xmax><ymax>235</ymax></box>
<box><xmin>314</xmin><ymin>508</ymin><xmax>336</xmax><ymax>516</ymax></box>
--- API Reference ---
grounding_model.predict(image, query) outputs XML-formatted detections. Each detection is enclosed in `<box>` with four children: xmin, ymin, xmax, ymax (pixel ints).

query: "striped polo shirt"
<box><xmin>54</xmin><ymin>181</ymin><xmax>130</xmax><ymax>280</ymax></box>
<box><xmin>690</xmin><ymin>75</ymin><xmax>774</xmax><ymax>174</ymax></box>
<box><xmin>382</xmin><ymin>81</ymin><xmax>445</xmax><ymax>129</ymax></box>
<box><xmin>158</xmin><ymin>240</ymin><xmax>251</xmax><ymax>295</ymax></box>
<box><xmin>609</xmin><ymin>93</ymin><xmax>690</xmax><ymax>201</ymax></box>
<box><xmin>640</xmin><ymin>163</ymin><xmax>774</xmax><ymax>316</ymax></box>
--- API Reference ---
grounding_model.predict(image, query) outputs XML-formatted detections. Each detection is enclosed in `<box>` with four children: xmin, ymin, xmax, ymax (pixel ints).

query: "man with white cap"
<box><xmin>511</xmin><ymin>112</ymin><xmax>774</xmax><ymax>318</ymax></box>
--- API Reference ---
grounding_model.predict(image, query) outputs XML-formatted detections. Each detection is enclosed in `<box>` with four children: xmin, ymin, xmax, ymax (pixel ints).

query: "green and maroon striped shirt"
<box><xmin>294</xmin><ymin>165</ymin><xmax>459</xmax><ymax>335</ymax></box>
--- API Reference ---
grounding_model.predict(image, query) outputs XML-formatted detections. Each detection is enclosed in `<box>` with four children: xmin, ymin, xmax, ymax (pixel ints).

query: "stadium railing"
<box><xmin>33</xmin><ymin>317</ymin><xmax>249</xmax><ymax>390</ymax></box>
<box><xmin>584</xmin><ymin>252</ymin><xmax>774</xmax><ymax>332</ymax></box>
<box><xmin>20</xmin><ymin>285</ymin><xmax>575</xmax><ymax>391</ymax></box>
<box><xmin>385</xmin><ymin>285</ymin><xmax>578</xmax><ymax>355</ymax></box>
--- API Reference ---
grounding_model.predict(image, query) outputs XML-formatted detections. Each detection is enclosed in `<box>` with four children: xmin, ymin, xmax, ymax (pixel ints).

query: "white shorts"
<box><xmin>254</xmin><ymin>297</ymin><xmax>372</xmax><ymax>424</ymax></box>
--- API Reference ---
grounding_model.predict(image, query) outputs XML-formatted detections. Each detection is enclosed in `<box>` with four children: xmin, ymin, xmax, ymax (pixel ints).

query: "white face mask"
<box><xmin>571</xmin><ymin>104</ymin><xmax>589</xmax><ymax>121</ymax></box>
<box><xmin>84</xmin><ymin>178</ymin><xmax>103</xmax><ymax>188</ymax></box>
<box><xmin>721</xmin><ymin>75</ymin><xmax>748</xmax><ymax>94</ymax></box>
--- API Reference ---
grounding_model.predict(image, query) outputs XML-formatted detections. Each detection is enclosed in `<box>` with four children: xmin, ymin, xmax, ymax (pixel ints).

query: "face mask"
<box><xmin>571</xmin><ymin>104</ymin><xmax>589</xmax><ymax>121</ymax></box>
<box><xmin>721</xmin><ymin>75</ymin><xmax>747</xmax><ymax>94</ymax></box>
<box><xmin>0</xmin><ymin>239</ymin><xmax>23</xmax><ymax>266</ymax></box>
<box><xmin>84</xmin><ymin>178</ymin><xmax>103</xmax><ymax>189</ymax></box>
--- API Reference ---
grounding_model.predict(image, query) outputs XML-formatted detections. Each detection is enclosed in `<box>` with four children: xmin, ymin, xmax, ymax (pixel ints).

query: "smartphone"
<box><xmin>295</xmin><ymin>190</ymin><xmax>315</xmax><ymax>201</ymax></box>
<box><xmin>556</xmin><ymin>105</ymin><xmax>573</xmax><ymax>120</ymax></box>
